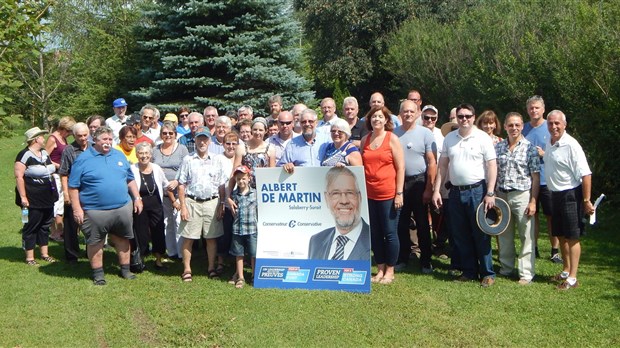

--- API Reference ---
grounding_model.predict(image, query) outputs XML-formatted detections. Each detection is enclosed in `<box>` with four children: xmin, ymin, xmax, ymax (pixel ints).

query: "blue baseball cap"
<box><xmin>113</xmin><ymin>98</ymin><xmax>128</xmax><ymax>108</ymax></box>
<box><xmin>194</xmin><ymin>127</ymin><xmax>211</xmax><ymax>138</ymax></box>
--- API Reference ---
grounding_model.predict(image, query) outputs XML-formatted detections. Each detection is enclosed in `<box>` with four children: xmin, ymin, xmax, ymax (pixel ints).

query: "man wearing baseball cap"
<box><xmin>176</xmin><ymin>127</ymin><xmax>228</xmax><ymax>281</ymax></box>
<box><xmin>106</xmin><ymin>97</ymin><xmax>129</xmax><ymax>145</ymax></box>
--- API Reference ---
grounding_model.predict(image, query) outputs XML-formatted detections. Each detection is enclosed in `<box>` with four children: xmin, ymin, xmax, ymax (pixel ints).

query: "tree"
<box><xmin>383</xmin><ymin>0</ymin><xmax>620</xmax><ymax>194</ymax></box>
<box><xmin>0</xmin><ymin>1</ymin><xmax>50</xmax><ymax>133</ymax></box>
<box><xmin>294</xmin><ymin>0</ymin><xmax>416</xmax><ymax>103</ymax></box>
<box><xmin>132</xmin><ymin>0</ymin><xmax>314</xmax><ymax>115</ymax></box>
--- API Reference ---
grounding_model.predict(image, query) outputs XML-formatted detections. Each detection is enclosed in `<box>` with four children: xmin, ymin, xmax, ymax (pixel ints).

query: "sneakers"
<box><xmin>550</xmin><ymin>272</ymin><xmax>569</xmax><ymax>282</ymax></box>
<box><xmin>557</xmin><ymin>280</ymin><xmax>579</xmax><ymax>290</ymax></box>
<box><xmin>550</xmin><ymin>253</ymin><xmax>563</xmax><ymax>263</ymax></box>
<box><xmin>518</xmin><ymin>279</ymin><xmax>532</xmax><ymax>286</ymax></box>
<box><xmin>480</xmin><ymin>276</ymin><xmax>495</xmax><ymax>288</ymax></box>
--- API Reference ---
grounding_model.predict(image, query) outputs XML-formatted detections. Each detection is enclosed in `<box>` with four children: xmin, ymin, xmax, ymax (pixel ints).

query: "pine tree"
<box><xmin>132</xmin><ymin>0</ymin><xmax>314</xmax><ymax>115</ymax></box>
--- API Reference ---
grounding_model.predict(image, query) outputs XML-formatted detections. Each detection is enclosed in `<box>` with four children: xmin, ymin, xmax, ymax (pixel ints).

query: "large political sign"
<box><xmin>253</xmin><ymin>166</ymin><xmax>371</xmax><ymax>293</ymax></box>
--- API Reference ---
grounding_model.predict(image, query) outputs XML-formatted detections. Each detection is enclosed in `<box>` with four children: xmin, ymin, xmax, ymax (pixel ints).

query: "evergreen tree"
<box><xmin>132</xmin><ymin>0</ymin><xmax>314</xmax><ymax>115</ymax></box>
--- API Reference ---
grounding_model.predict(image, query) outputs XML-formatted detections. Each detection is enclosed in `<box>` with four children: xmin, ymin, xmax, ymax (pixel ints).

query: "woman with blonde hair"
<box><xmin>45</xmin><ymin>116</ymin><xmax>76</xmax><ymax>242</ymax></box>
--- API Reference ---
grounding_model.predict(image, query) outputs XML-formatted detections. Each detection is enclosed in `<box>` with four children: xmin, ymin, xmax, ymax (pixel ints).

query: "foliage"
<box><xmin>0</xmin><ymin>1</ymin><xmax>51</xmax><ymax>134</ymax></box>
<box><xmin>0</xmin><ymin>133</ymin><xmax>619</xmax><ymax>346</ymax></box>
<box><xmin>383</xmin><ymin>0</ymin><xmax>620</xmax><ymax>194</ymax></box>
<box><xmin>39</xmin><ymin>0</ymin><xmax>147</xmax><ymax>120</ymax></box>
<box><xmin>294</xmin><ymin>0</ymin><xmax>416</xmax><ymax>101</ymax></box>
<box><xmin>131</xmin><ymin>0</ymin><xmax>314</xmax><ymax>116</ymax></box>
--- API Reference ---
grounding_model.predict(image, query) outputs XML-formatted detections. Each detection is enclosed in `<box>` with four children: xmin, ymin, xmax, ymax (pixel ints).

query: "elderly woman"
<box><xmin>237</xmin><ymin>119</ymin><xmax>252</xmax><ymax>144</ymax></box>
<box><xmin>176</xmin><ymin>106</ymin><xmax>191</xmax><ymax>136</ymax></box>
<box><xmin>233</xmin><ymin>117</ymin><xmax>275</xmax><ymax>184</ymax></box>
<box><xmin>476</xmin><ymin>110</ymin><xmax>503</xmax><ymax>145</ymax></box>
<box><xmin>152</xmin><ymin>121</ymin><xmax>189</xmax><ymax>259</ymax></box>
<box><xmin>360</xmin><ymin>106</ymin><xmax>405</xmax><ymax>284</ymax></box>
<box><xmin>321</xmin><ymin>118</ymin><xmax>362</xmax><ymax>167</ymax></box>
<box><xmin>131</xmin><ymin>142</ymin><xmax>174</xmax><ymax>270</ymax></box>
<box><xmin>114</xmin><ymin>125</ymin><xmax>138</xmax><ymax>164</ymax></box>
<box><xmin>15</xmin><ymin>127</ymin><xmax>59</xmax><ymax>265</ymax></box>
<box><xmin>45</xmin><ymin>116</ymin><xmax>76</xmax><ymax>242</ymax></box>
<box><xmin>215</xmin><ymin>132</ymin><xmax>238</xmax><ymax>275</ymax></box>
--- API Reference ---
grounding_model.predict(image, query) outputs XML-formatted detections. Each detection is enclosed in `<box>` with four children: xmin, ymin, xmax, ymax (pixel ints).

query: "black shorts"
<box><xmin>550</xmin><ymin>186</ymin><xmax>585</xmax><ymax>240</ymax></box>
<box><xmin>537</xmin><ymin>185</ymin><xmax>553</xmax><ymax>216</ymax></box>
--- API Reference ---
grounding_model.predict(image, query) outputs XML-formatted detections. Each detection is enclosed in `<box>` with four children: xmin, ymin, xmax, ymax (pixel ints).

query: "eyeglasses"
<box><xmin>162</xmin><ymin>132</ymin><xmax>175</xmax><ymax>136</ymax></box>
<box><xmin>225</xmin><ymin>142</ymin><xmax>238</xmax><ymax>146</ymax></box>
<box><xmin>330</xmin><ymin>130</ymin><xmax>345</xmax><ymax>136</ymax></box>
<box><xmin>300</xmin><ymin>120</ymin><xmax>315</xmax><ymax>125</ymax></box>
<box><xmin>327</xmin><ymin>190</ymin><xmax>359</xmax><ymax>200</ymax></box>
<box><xmin>457</xmin><ymin>114</ymin><xmax>475</xmax><ymax>120</ymax></box>
<box><xmin>179</xmin><ymin>114</ymin><xmax>189</xmax><ymax>118</ymax></box>
<box><xmin>423</xmin><ymin>115</ymin><xmax>437</xmax><ymax>121</ymax></box>
<box><xmin>278</xmin><ymin>121</ymin><xmax>293</xmax><ymax>125</ymax></box>
<box><xmin>142</xmin><ymin>116</ymin><xmax>153</xmax><ymax>120</ymax></box>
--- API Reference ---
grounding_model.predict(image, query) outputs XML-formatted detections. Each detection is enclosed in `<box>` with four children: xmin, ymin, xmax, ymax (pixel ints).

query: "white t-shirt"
<box><xmin>441</xmin><ymin>128</ymin><xmax>496</xmax><ymax>186</ymax></box>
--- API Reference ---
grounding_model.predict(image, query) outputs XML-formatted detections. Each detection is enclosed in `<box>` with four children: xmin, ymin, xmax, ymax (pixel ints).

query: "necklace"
<box><xmin>140</xmin><ymin>171</ymin><xmax>156</xmax><ymax>196</ymax></box>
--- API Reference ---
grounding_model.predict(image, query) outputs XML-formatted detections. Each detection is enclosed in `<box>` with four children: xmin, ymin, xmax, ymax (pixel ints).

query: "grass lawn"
<box><xmin>0</xmin><ymin>133</ymin><xmax>618</xmax><ymax>347</ymax></box>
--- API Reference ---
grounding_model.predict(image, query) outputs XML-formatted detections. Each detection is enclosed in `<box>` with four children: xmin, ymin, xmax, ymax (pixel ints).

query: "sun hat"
<box><xmin>164</xmin><ymin>113</ymin><xmax>178</xmax><ymax>123</ymax></box>
<box><xmin>24</xmin><ymin>127</ymin><xmax>48</xmax><ymax>142</ymax></box>
<box><xmin>441</xmin><ymin>121</ymin><xmax>459</xmax><ymax>136</ymax></box>
<box><xmin>476</xmin><ymin>197</ymin><xmax>511</xmax><ymax>236</ymax></box>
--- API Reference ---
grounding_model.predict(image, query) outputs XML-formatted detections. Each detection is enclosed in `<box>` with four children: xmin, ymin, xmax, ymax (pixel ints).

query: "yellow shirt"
<box><xmin>113</xmin><ymin>145</ymin><xmax>138</xmax><ymax>164</ymax></box>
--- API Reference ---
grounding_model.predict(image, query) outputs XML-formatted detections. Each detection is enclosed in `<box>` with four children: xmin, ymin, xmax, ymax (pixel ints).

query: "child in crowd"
<box><xmin>230</xmin><ymin>165</ymin><xmax>258</xmax><ymax>288</ymax></box>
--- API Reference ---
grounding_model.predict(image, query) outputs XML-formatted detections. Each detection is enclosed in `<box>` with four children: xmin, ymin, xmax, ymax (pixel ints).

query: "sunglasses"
<box><xmin>179</xmin><ymin>113</ymin><xmax>189</xmax><ymax>118</ymax></box>
<box><xmin>278</xmin><ymin>121</ymin><xmax>293</xmax><ymax>125</ymax></box>
<box><xmin>423</xmin><ymin>115</ymin><xmax>437</xmax><ymax>121</ymax></box>
<box><xmin>162</xmin><ymin>132</ymin><xmax>175</xmax><ymax>136</ymax></box>
<box><xmin>457</xmin><ymin>114</ymin><xmax>475</xmax><ymax>120</ymax></box>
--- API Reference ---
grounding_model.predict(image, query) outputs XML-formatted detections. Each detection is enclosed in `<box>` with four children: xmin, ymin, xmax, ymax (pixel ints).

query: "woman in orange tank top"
<box><xmin>360</xmin><ymin>106</ymin><xmax>404</xmax><ymax>284</ymax></box>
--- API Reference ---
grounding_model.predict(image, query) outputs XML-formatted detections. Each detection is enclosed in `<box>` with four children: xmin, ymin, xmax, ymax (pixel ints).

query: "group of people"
<box><xmin>14</xmin><ymin>91</ymin><xmax>593</xmax><ymax>290</ymax></box>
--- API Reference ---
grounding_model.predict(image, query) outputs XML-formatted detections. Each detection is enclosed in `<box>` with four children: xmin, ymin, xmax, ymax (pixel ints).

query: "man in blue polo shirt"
<box><xmin>277</xmin><ymin>108</ymin><xmax>330</xmax><ymax>171</ymax></box>
<box><xmin>68</xmin><ymin>126</ymin><xmax>143</xmax><ymax>285</ymax></box>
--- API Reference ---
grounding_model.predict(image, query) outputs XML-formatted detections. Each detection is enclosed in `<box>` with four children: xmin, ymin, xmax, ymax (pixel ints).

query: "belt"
<box><xmin>498</xmin><ymin>188</ymin><xmax>517</xmax><ymax>193</ymax></box>
<box><xmin>186</xmin><ymin>194</ymin><xmax>218</xmax><ymax>202</ymax></box>
<box><xmin>453</xmin><ymin>180</ymin><xmax>484</xmax><ymax>191</ymax></box>
<box><xmin>405</xmin><ymin>173</ymin><xmax>426</xmax><ymax>182</ymax></box>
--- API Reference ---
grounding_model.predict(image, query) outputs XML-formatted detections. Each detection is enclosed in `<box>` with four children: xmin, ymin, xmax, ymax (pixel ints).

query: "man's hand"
<box><xmin>283</xmin><ymin>163</ymin><xmax>295</xmax><ymax>174</ymax></box>
<box><xmin>134</xmin><ymin>199</ymin><xmax>143</xmax><ymax>214</ymax></box>
<box><xmin>483</xmin><ymin>196</ymin><xmax>495</xmax><ymax>212</ymax></box>
<box><xmin>432</xmin><ymin>191</ymin><xmax>442</xmax><ymax>210</ymax></box>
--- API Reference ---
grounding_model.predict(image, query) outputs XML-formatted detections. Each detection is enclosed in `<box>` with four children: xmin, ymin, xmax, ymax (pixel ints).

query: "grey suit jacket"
<box><xmin>307</xmin><ymin>220</ymin><xmax>370</xmax><ymax>260</ymax></box>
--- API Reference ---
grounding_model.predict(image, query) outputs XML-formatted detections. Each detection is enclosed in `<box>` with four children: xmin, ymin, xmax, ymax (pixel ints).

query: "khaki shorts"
<box><xmin>179</xmin><ymin>197</ymin><xmax>223</xmax><ymax>240</ymax></box>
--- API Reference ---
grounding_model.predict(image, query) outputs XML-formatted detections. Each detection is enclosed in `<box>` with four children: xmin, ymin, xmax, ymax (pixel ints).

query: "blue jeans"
<box><xmin>448</xmin><ymin>183</ymin><xmax>494</xmax><ymax>279</ymax></box>
<box><xmin>369</xmin><ymin>198</ymin><xmax>400</xmax><ymax>266</ymax></box>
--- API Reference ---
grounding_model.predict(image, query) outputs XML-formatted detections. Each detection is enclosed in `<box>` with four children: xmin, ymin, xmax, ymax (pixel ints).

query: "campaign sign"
<box><xmin>254</xmin><ymin>166</ymin><xmax>371</xmax><ymax>293</ymax></box>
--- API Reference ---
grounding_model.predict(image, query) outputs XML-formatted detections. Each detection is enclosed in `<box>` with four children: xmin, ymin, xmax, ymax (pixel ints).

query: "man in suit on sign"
<box><xmin>308</xmin><ymin>167</ymin><xmax>370</xmax><ymax>261</ymax></box>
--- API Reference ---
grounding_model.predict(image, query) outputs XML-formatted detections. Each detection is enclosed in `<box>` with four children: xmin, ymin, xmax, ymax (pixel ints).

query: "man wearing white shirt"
<box><xmin>544</xmin><ymin>110</ymin><xmax>594</xmax><ymax>290</ymax></box>
<box><xmin>432</xmin><ymin>103</ymin><xmax>497</xmax><ymax>287</ymax></box>
<box><xmin>105</xmin><ymin>98</ymin><xmax>129</xmax><ymax>145</ymax></box>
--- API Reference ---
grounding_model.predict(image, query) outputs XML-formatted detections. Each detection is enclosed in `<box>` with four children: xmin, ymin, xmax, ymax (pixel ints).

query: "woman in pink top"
<box><xmin>360</xmin><ymin>106</ymin><xmax>404</xmax><ymax>284</ymax></box>
<box><xmin>45</xmin><ymin>116</ymin><xmax>76</xmax><ymax>242</ymax></box>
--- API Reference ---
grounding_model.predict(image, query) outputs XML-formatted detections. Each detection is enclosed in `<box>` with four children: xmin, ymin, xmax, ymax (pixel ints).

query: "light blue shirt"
<box><xmin>277</xmin><ymin>132</ymin><xmax>331</xmax><ymax>167</ymax></box>
<box><xmin>523</xmin><ymin>120</ymin><xmax>549</xmax><ymax>186</ymax></box>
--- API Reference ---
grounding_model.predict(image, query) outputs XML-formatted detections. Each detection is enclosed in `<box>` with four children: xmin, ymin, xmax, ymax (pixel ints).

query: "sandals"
<box><xmin>208</xmin><ymin>269</ymin><xmax>219</xmax><ymax>279</ymax></box>
<box><xmin>25</xmin><ymin>259</ymin><xmax>39</xmax><ymax>266</ymax></box>
<box><xmin>235</xmin><ymin>278</ymin><xmax>245</xmax><ymax>289</ymax></box>
<box><xmin>42</xmin><ymin>255</ymin><xmax>57</xmax><ymax>263</ymax></box>
<box><xmin>181</xmin><ymin>272</ymin><xmax>193</xmax><ymax>282</ymax></box>
<box><xmin>215</xmin><ymin>263</ymin><xmax>225</xmax><ymax>275</ymax></box>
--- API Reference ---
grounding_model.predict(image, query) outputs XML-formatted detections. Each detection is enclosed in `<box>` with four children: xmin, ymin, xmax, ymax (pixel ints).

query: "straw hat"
<box><xmin>440</xmin><ymin>122</ymin><xmax>459</xmax><ymax>136</ymax></box>
<box><xmin>24</xmin><ymin>127</ymin><xmax>48</xmax><ymax>142</ymax></box>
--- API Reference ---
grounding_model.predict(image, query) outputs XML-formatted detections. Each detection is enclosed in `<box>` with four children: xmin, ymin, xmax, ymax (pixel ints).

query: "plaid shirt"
<box><xmin>495</xmin><ymin>137</ymin><xmax>540</xmax><ymax>191</ymax></box>
<box><xmin>232</xmin><ymin>188</ymin><xmax>258</xmax><ymax>236</ymax></box>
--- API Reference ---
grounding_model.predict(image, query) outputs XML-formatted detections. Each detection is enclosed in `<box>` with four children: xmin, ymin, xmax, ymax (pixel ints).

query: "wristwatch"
<box><xmin>396</xmin><ymin>192</ymin><xmax>403</xmax><ymax>196</ymax></box>
<box><xmin>486</xmin><ymin>191</ymin><xmax>495</xmax><ymax>197</ymax></box>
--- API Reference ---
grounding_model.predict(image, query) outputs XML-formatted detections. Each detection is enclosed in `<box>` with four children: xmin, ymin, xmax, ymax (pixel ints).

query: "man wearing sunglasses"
<box><xmin>432</xmin><ymin>103</ymin><xmax>497</xmax><ymax>287</ymax></box>
<box><xmin>268</xmin><ymin>111</ymin><xmax>298</xmax><ymax>164</ymax></box>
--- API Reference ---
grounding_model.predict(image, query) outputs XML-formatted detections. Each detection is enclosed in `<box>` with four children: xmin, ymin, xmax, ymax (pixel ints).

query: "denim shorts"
<box><xmin>230</xmin><ymin>233</ymin><xmax>257</xmax><ymax>257</ymax></box>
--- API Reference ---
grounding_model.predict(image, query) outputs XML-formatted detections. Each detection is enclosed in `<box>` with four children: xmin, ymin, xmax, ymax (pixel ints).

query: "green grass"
<box><xmin>1</xmin><ymin>134</ymin><xmax>619</xmax><ymax>347</ymax></box>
